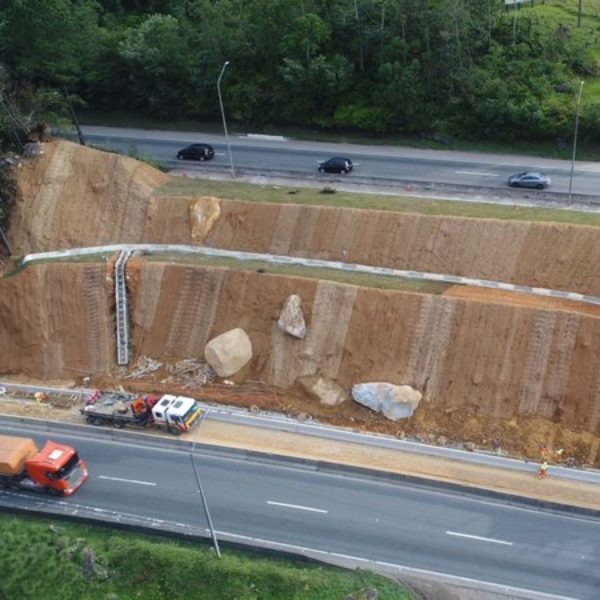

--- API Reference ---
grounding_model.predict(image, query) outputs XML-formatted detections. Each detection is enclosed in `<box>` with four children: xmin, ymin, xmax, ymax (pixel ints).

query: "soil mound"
<box><xmin>10</xmin><ymin>140</ymin><xmax>169</xmax><ymax>254</ymax></box>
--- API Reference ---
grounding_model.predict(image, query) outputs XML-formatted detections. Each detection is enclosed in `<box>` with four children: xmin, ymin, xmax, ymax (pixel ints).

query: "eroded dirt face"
<box><xmin>4</xmin><ymin>141</ymin><xmax>600</xmax><ymax>467</ymax></box>
<box><xmin>2</xmin><ymin>260</ymin><xmax>600</xmax><ymax>466</ymax></box>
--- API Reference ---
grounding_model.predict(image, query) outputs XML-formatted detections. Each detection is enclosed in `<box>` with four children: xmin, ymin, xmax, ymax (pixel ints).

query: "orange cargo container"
<box><xmin>0</xmin><ymin>435</ymin><xmax>87</xmax><ymax>495</ymax></box>
<box><xmin>0</xmin><ymin>436</ymin><xmax>38</xmax><ymax>476</ymax></box>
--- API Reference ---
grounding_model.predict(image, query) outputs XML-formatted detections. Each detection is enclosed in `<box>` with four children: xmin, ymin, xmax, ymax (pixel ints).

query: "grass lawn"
<box><xmin>159</xmin><ymin>177</ymin><xmax>600</xmax><ymax>228</ymax></box>
<box><xmin>0</xmin><ymin>513</ymin><xmax>415</xmax><ymax>600</ymax></box>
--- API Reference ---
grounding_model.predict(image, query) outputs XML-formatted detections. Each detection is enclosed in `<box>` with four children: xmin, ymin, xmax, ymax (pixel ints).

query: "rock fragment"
<box><xmin>352</xmin><ymin>382</ymin><xmax>421</xmax><ymax>421</ymax></box>
<box><xmin>204</xmin><ymin>328</ymin><xmax>252</xmax><ymax>378</ymax></box>
<box><xmin>297</xmin><ymin>375</ymin><xmax>348</xmax><ymax>407</ymax></box>
<box><xmin>277</xmin><ymin>294</ymin><xmax>306</xmax><ymax>339</ymax></box>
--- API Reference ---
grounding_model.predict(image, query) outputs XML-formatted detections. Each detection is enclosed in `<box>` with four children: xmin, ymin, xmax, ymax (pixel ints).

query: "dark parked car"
<box><xmin>176</xmin><ymin>143</ymin><xmax>215</xmax><ymax>161</ymax></box>
<box><xmin>318</xmin><ymin>157</ymin><xmax>353</xmax><ymax>174</ymax></box>
<box><xmin>507</xmin><ymin>171</ymin><xmax>551</xmax><ymax>189</ymax></box>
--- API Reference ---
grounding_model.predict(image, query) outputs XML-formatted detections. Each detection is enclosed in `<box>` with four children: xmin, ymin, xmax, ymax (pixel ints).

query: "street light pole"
<box><xmin>190</xmin><ymin>443</ymin><xmax>221</xmax><ymax>558</ymax></box>
<box><xmin>217</xmin><ymin>61</ymin><xmax>235</xmax><ymax>178</ymax></box>
<box><xmin>568</xmin><ymin>80</ymin><xmax>584</xmax><ymax>206</ymax></box>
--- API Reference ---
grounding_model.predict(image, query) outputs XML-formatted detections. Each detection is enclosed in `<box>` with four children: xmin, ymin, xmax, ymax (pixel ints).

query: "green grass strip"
<box><xmin>0</xmin><ymin>513</ymin><xmax>415</xmax><ymax>600</ymax></box>
<box><xmin>159</xmin><ymin>178</ymin><xmax>600</xmax><ymax>228</ymax></box>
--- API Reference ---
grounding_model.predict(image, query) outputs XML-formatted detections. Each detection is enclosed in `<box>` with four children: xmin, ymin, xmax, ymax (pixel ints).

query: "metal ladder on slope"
<box><xmin>115</xmin><ymin>249</ymin><xmax>132</xmax><ymax>366</ymax></box>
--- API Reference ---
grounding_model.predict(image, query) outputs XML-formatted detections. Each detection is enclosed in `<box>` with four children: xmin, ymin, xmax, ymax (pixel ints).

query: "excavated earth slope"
<box><xmin>1</xmin><ymin>260</ymin><xmax>600</xmax><ymax>465</ymax></box>
<box><xmin>10</xmin><ymin>140</ymin><xmax>169</xmax><ymax>254</ymax></box>
<box><xmin>11</xmin><ymin>141</ymin><xmax>600</xmax><ymax>296</ymax></box>
<box><xmin>4</xmin><ymin>140</ymin><xmax>600</xmax><ymax>465</ymax></box>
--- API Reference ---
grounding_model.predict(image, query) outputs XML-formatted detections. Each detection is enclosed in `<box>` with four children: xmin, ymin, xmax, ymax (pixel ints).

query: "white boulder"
<box><xmin>277</xmin><ymin>294</ymin><xmax>306</xmax><ymax>339</ymax></box>
<box><xmin>204</xmin><ymin>328</ymin><xmax>252</xmax><ymax>378</ymax></box>
<box><xmin>352</xmin><ymin>383</ymin><xmax>422</xmax><ymax>421</ymax></box>
<box><xmin>297</xmin><ymin>375</ymin><xmax>348</xmax><ymax>407</ymax></box>
<box><xmin>189</xmin><ymin>196</ymin><xmax>221</xmax><ymax>242</ymax></box>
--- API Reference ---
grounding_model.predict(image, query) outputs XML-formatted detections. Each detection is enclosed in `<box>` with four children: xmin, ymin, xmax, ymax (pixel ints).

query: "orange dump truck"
<box><xmin>0</xmin><ymin>435</ymin><xmax>87</xmax><ymax>496</ymax></box>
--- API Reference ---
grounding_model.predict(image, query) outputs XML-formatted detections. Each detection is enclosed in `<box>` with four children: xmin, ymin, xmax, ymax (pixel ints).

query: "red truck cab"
<box><xmin>25</xmin><ymin>441</ymin><xmax>88</xmax><ymax>496</ymax></box>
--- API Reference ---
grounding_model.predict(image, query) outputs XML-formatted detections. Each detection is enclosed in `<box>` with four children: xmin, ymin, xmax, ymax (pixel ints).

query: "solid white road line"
<box><xmin>217</xmin><ymin>530</ymin><xmax>578</xmax><ymax>600</ymax></box>
<box><xmin>267</xmin><ymin>500</ymin><xmax>328</xmax><ymax>514</ymax></box>
<box><xmin>98</xmin><ymin>475</ymin><xmax>157</xmax><ymax>487</ymax></box>
<box><xmin>446</xmin><ymin>530</ymin><xmax>513</xmax><ymax>546</ymax></box>
<box><xmin>455</xmin><ymin>170</ymin><xmax>499</xmax><ymax>177</ymax></box>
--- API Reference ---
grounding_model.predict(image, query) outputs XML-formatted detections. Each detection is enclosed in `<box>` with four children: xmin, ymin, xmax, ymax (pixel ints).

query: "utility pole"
<box><xmin>568</xmin><ymin>80</ymin><xmax>585</xmax><ymax>206</ymax></box>
<box><xmin>63</xmin><ymin>86</ymin><xmax>86</xmax><ymax>146</ymax></box>
<box><xmin>578</xmin><ymin>0</ymin><xmax>583</xmax><ymax>28</ymax></box>
<box><xmin>190</xmin><ymin>444</ymin><xmax>221</xmax><ymax>558</ymax></box>
<box><xmin>217</xmin><ymin>61</ymin><xmax>235</xmax><ymax>178</ymax></box>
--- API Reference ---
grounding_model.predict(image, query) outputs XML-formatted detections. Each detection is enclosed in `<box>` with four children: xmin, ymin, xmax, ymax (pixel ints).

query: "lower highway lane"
<box><xmin>1</xmin><ymin>425</ymin><xmax>598</xmax><ymax>599</ymax></box>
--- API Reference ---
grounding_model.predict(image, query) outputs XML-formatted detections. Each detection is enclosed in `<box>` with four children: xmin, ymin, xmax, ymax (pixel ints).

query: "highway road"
<box><xmin>1</xmin><ymin>423</ymin><xmax>598</xmax><ymax>599</ymax></box>
<box><xmin>79</xmin><ymin>125</ymin><xmax>600</xmax><ymax>196</ymax></box>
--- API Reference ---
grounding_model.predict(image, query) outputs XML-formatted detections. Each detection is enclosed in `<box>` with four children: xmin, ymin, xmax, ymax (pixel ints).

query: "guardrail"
<box><xmin>165</xmin><ymin>163</ymin><xmax>599</xmax><ymax>207</ymax></box>
<box><xmin>1</xmin><ymin>395</ymin><xmax>599</xmax><ymax>486</ymax></box>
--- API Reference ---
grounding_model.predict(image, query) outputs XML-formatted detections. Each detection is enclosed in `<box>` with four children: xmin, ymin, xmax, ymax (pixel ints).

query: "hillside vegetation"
<box><xmin>0</xmin><ymin>514</ymin><xmax>414</xmax><ymax>600</ymax></box>
<box><xmin>1</xmin><ymin>0</ymin><xmax>600</xmax><ymax>145</ymax></box>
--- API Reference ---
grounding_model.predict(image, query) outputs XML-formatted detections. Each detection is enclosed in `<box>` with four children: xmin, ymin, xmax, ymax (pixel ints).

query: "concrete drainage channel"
<box><xmin>20</xmin><ymin>243</ymin><xmax>600</xmax><ymax>373</ymax></box>
<box><xmin>23</xmin><ymin>244</ymin><xmax>600</xmax><ymax>308</ymax></box>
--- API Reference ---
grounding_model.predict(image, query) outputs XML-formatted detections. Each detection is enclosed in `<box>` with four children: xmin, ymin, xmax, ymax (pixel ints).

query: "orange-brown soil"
<box><xmin>3</xmin><ymin>140</ymin><xmax>600</xmax><ymax>469</ymax></box>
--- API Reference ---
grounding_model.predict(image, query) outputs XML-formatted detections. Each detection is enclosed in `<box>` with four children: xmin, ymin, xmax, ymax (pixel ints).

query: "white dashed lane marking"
<box><xmin>267</xmin><ymin>501</ymin><xmax>328</xmax><ymax>514</ymax></box>
<box><xmin>446</xmin><ymin>531</ymin><xmax>513</xmax><ymax>546</ymax></box>
<box><xmin>98</xmin><ymin>476</ymin><xmax>157</xmax><ymax>487</ymax></box>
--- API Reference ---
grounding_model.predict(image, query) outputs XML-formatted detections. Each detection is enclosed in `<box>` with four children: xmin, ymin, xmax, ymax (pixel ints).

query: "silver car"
<box><xmin>508</xmin><ymin>171</ymin><xmax>551</xmax><ymax>189</ymax></box>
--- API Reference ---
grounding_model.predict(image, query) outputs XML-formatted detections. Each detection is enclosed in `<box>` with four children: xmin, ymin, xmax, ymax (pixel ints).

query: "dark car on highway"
<box><xmin>176</xmin><ymin>143</ymin><xmax>215</xmax><ymax>161</ymax></box>
<box><xmin>318</xmin><ymin>157</ymin><xmax>353</xmax><ymax>174</ymax></box>
<box><xmin>508</xmin><ymin>171</ymin><xmax>551</xmax><ymax>189</ymax></box>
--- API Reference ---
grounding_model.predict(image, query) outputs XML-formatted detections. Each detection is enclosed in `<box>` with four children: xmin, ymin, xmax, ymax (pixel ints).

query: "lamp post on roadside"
<box><xmin>568</xmin><ymin>80</ymin><xmax>584</xmax><ymax>206</ymax></box>
<box><xmin>217</xmin><ymin>61</ymin><xmax>235</xmax><ymax>178</ymax></box>
<box><xmin>190</xmin><ymin>442</ymin><xmax>221</xmax><ymax>558</ymax></box>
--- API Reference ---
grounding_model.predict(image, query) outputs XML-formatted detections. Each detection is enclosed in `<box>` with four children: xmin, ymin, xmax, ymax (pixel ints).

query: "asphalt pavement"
<box><xmin>1</xmin><ymin>422</ymin><xmax>598</xmax><ymax>600</ymax></box>
<box><xmin>77</xmin><ymin>125</ymin><xmax>600</xmax><ymax>197</ymax></box>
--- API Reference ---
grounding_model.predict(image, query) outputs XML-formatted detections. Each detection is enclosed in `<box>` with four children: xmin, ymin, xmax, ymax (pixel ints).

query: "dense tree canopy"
<box><xmin>0</xmin><ymin>0</ymin><xmax>598</xmax><ymax>142</ymax></box>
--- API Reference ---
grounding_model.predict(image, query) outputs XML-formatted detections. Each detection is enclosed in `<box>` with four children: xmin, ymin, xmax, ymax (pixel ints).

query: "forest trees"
<box><xmin>0</xmin><ymin>0</ymin><xmax>597</xmax><ymax>142</ymax></box>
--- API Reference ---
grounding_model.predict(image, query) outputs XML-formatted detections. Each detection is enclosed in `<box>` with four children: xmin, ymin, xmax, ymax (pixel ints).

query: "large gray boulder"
<box><xmin>204</xmin><ymin>328</ymin><xmax>252</xmax><ymax>378</ymax></box>
<box><xmin>277</xmin><ymin>294</ymin><xmax>306</xmax><ymax>339</ymax></box>
<box><xmin>352</xmin><ymin>383</ymin><xmax>421</xmax><ymax>421</ymax></box>
<box><xmin>297</xmin><ymin>375</ymin><xmax>348</xmax><ymax>407</ymax></box>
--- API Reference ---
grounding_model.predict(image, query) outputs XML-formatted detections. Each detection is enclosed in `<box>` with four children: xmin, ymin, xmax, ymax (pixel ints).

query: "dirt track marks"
<box><xmin>518</xmin><ymin>311</ymin><xmax>557</xmax><ymax>415</ymax></box>
<box><xmin>406</xmin><ymin>296</ymin><xmax>457</xmax><ymax>400</ymax></box>
<box><xmin>270</xmin><ymin>281</ymin><xmax>357</xmax><ymax>387</ymax></box>
<box><xmin>82</xmin><ymin>265</ymin><xmax>112</xmax><ymax>373</ymax></box>
<box><xmin>30</xmin><ymin>143</ymin><xmax>75</xmax><ymax>248</ymax></box>
<box><xmin>164</xmin><ymin>268</ymin><xmax>224</xmax><ymax>357</ymax></box>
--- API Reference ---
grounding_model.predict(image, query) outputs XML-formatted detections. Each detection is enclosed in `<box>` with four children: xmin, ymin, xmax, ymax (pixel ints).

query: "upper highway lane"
<box><xmin>78</xmin><ymin>125</ymin><xmax>600</xmax><ymax>196</ymax></box>
<box><xmin>1</xmin><ymin>423</ymin><xmax>598</xmax><ymax>599</ymax></box>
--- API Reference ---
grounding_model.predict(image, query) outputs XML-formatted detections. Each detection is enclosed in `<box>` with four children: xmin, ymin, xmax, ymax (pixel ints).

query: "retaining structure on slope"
<box><xmin>114</xmin><ymin>249</ymin><xmax>132</xmax><ymax>365</ymax></box>
<box><xmin>22</xmin><ymin>243</ymin><xmax>600</xmax><ymax>308</ymax></box>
